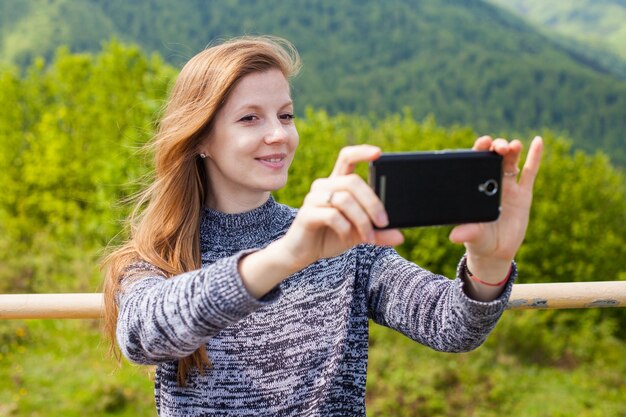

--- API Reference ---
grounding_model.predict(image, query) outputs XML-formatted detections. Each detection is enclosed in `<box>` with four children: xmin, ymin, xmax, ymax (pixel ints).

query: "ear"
<box><xmin>199</xmin><ymin>148</ymin><xmax>213</xmax><ymax>159</ymax></box>
<box><xmin>197</xmin><ymin>134</ymin><xmax>212</xmax><ymax>160</ymax></box>
<box><xmin>197</xmin><ymin>141</ymin><xmax>211</xmax><ymax>160</ymax></box>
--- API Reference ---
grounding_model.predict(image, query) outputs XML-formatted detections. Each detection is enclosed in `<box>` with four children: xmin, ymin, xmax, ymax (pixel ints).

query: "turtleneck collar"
<box><xmin>199</xmin><ymin>195</ymin><xmax>295</xmax><ymax>250</ymax></box>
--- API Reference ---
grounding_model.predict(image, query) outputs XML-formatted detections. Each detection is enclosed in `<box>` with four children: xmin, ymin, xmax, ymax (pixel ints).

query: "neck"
<box><xmin>206</xmin><ymin>191</ymin><xmax>271</xmax><ymax>214</ymax></box>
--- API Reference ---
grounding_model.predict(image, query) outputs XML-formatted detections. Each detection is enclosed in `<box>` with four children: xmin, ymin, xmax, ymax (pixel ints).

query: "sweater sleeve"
<box><xmin>115</xmin><ymin>250</ymin><xmax>281</xmax><ymax>364</ymax></box>
<box><xmin>363</xmin><ymin>246</ymin><xmax>514</xmax><ymax>352</ymax></box>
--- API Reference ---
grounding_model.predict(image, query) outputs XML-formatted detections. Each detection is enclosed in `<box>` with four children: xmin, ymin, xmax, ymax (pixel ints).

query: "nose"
<box><xmin>264</xmin><ymin>119</ymin><xmax>289</xmax><ymax>144</ymax></box>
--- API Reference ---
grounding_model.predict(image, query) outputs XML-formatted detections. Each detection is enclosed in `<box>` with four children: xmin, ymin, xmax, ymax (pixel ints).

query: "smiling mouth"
<box><xmin>256</xmin><ymin>153</ymin><xmax>287</xmax><ymax>163</ymax></box>
<box><xmin>255</xmin><ymin>154</ymin><xmax>288</xmax><ymax>170</ymax></box>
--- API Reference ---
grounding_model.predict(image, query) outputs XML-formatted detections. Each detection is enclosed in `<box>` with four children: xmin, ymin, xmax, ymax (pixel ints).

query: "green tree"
<box><xmin>0</xmin><ymin>41</ymin><xmax>173</xmax><ymax>293</ymax></box>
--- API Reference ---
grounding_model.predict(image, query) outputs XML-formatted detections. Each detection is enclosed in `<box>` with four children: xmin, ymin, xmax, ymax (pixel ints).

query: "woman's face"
<box><xmin>202</xmin><ymin>69</ymin><xmax>299</xmax><ymax>211</ymax></box>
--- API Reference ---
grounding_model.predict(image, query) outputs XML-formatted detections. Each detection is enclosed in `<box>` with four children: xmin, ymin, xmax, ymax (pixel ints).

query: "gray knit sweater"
<box><xmin>116</xmin><ymin>196</ymin><xmax>514</xmax><ymax>416</ymax></box>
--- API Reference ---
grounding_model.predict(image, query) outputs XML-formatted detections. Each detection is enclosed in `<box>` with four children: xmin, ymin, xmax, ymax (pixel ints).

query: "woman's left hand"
<box><xmin>449</xmin><ymin>135</ymin><xmax>543</xmax><ymax>283</ymax></box>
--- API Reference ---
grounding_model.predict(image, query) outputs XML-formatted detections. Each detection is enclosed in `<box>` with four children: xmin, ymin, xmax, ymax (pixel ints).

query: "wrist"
<box><xmin>238</xmin><ymin>241</ymin><xmax>305</xmax><ymax>299</ymax></box>
<box><xmin>465</xmin><ymin>255</ymin><xmax>512</xmax><ymax>286</ymax></box>
<box><xmin>462</xmin><ymin>255</ymin><xmax>513</xmax><ymax>302</ymax></box>
<box><xmin>465</xmin><ymin>261</ymin><xmax>512</xmax><ymax>287</ymax></box>
<box><xmin>269</xmin><ymin>238</ymin><xmax>313</xmax><ymax>273</ymax></box>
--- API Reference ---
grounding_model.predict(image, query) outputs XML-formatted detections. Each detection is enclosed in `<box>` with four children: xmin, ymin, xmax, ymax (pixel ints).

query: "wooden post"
<box><xmin>0</xmin><ymin>281</ymin><xmax>624</xmax><ymax>319</ymax></box>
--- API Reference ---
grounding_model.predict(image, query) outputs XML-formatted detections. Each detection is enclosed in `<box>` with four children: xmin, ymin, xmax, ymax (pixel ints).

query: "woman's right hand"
<box><xmin>239</xmin><ymin>145</ymin><xmax>403</xmax><ymax>299</ymax></box>
<box><xmin>277</xmin><ymin>145</ymin><xmax>404</xmax><ymax>270</ymax></box>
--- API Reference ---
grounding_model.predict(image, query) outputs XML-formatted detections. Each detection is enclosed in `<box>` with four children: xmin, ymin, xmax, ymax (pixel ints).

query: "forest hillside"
<box><xmin>0</xmin><ymin>0</ymin><xmax>625</xmax><ymax>164</ymax></box>
<box><xmin>489</xmin><ymin>0</ymin><xmax>626</xmax><ymax>61</ymax></box>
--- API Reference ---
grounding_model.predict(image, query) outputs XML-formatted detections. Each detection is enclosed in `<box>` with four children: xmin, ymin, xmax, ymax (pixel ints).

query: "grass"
<box><xmin>0</xmin><ymin>309</ymin><xmax>624</xmax><ymax>416</ymax></box>
<box><xmin>366</xmin><ymin>309</ymin><xmax>626</xmax><ymax>417</ymax></box>
<box><xmin>0</xmin><ymin>320</ymin><xmax>154</xmax><ymax>417</ymax></box>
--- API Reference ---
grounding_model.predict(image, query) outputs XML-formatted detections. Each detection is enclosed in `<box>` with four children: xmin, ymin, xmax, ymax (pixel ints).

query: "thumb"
<box><xmin>449</xmin><ymin>223</ymin><xmax>482</xmax><ymax>244</ymax></box>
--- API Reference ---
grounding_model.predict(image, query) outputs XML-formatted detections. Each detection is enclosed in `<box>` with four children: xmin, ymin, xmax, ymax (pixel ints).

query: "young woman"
<box><xmin>103</xmin><ymin>36</ymin><xmax>543</xmax><ymax>416</ymax></box>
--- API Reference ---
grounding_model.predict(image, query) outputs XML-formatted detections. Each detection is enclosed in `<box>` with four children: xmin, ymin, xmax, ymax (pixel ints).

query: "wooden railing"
<box><xmin>0</xmin><ymin>281</ymin><xmax>625</xmax><ymax>319</ymax></box>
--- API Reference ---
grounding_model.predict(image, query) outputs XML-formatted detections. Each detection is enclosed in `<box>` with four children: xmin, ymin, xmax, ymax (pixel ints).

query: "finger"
<box><xmin>329</xmin><ymin>191</ymin><xmax>376</xmax><ymax>243</ymax></box>
<box><xmin>449</xmin><ymin>223</ymin><xmax>483</xmax><ymax>244</ymax></box>
<box><xmin>304</xmin><ymin>188</ymin><xmax>335</xmax><ymax>207</ymax></box>
<box><xmin>374</xmin><ymin>229</ymin><xmax>405</xmax><ymax>247</ymax></box>
<box><xmin>502</xmin><ymin>139</ymin><xmax>523</xmax><ymax>179</ymax></box>
<box><xmin>489</xmin><ymin>138</ymin><xmax>521</xmax><ymax>179</ymax></box>
<box><xmin>301</xmin><ymin>206</ymin><xmax>354</xmax><ymax>244</ymax></box>
<box><xmin>328</xmin><ymin>174</ymin><xmax>389</xmax><ymax>228</ymax></box>
<box><xmin>490</xmin><ymin>137</ymin><xmax>512</xmax><ymax>155</ymax></box>
<box><xmin>519</xmin><ymin>136</ymin><xmax>544</xmax><ymax>191</ymax></box>
<box><xmin>331</xmin><ymin>145</ymin><xmax>382</xmax><ymax>177</ymax></box>
<box><xmin>472</xmin><ymin>135</ymin><xmax>493</xmax><ymax>151</ymax></box>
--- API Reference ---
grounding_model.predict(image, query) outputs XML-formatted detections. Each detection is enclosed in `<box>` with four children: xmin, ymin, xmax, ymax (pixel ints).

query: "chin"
<box><xmin>262</xmin><ymin>176</ymin><xmax>289</xmax><ymax>192</ymax></box>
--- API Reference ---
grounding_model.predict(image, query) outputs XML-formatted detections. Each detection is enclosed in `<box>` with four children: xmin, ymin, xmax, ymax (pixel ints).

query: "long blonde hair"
<box><xmin>102</xmin><ymin>36</ymin><xmax>301</xmax><ymax>385</ymax></box>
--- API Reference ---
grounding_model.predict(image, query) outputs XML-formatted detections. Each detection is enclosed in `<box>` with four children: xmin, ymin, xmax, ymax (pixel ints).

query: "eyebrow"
<box><xmin>233</xmin><ymin>100</ymin><xmax>294</xmax><ymax>114</ymax></box>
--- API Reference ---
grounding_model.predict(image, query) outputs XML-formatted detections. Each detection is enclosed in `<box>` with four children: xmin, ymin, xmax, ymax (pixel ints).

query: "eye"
<box><xmin>279</xmin><ymin>113</ymin><xmax>295</xmax><ymax>122</ymax></box>
<box><xmin>238</xmin><ymin>114</ymin><xmax>258</xmax><ymax>122</ymax></box>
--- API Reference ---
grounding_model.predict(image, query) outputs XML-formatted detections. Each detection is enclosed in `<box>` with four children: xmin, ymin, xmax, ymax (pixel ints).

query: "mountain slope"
<box><xmin>487</xmin><ymin>0</ymin><xmax>626</xmax><ymax>79</ymax></box>
<box><xmin>0</xmin><ymin>0</ymin><xmax>625</xmax><ymax>164</ymax></box>
<box><xmin>0</xmin><ymin>0</ymin><xmax>116</xmax><ymax>67</ymax></box>
<box><xmin>488</xmin><ymin>0</ymin><xmax>626</xmax><ymax>61</ymax></box>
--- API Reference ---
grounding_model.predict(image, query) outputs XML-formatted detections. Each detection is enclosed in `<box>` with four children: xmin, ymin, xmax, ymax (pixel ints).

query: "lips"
<box><xmin>259</xmin><ymin>157</ymin><xmax>283</xmax><ymax>163</ymax></box>
<box><xmin>255</xmin><ymin>153</ymin><xmax>287</xmax><ymax>169</ymax></box>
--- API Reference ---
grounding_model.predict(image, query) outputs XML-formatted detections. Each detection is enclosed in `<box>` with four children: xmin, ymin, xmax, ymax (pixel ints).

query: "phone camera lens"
<box><xmin>478</xmin><ymin>179</ymin><xmax>498</xmax><ymax>196</ymax></box>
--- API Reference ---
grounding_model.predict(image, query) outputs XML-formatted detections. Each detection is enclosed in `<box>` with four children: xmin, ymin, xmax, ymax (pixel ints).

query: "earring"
<box><xmin>199</xmin><ymin>153</ymin><xmax>207</xmax><ymax>159</ymax></box>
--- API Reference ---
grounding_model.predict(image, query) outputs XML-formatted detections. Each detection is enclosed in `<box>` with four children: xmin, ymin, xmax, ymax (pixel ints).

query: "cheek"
<box><xmin>291</xmin><ymin>128</ymin><xmax>300</xmax><ymax>150</ymax></box>
<box><xmin>209</xmin><ymin>132</ymin><xmax>250</xmax><ymax>160</ymax></box>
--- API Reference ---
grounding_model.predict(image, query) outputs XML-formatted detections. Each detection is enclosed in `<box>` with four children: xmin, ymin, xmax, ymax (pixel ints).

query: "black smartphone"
<box><xmin>369</xmin><ymin>150</ymin><xmax>503</xmax><ymax>228</ymax></box>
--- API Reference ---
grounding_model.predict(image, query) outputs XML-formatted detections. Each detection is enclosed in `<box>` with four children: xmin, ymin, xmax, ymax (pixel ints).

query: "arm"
<box><xmin>116</xmin><ymin>251</ymin><xmax>279</xmax><ymax>364</ymax></box>
<box><xmin>240</xmin><ymin>138</ymin><xmax>542</xmax><ymax>302</ymax></box>
<box><xmin>366</xmin><ymin>247</ymin><xmax>515</xmax><ymax>352</ymax></box>
<box><xmin>117</xmin><ymin>146</ymin><xmax>398</xmax><ymax>363</ymax></box>
<box><xmin>450</xmin><ymin>136</ymin><xmax>543</xmax><ymax>301</ymax></box>
<box><xmin>238</xmin><ymin>145</ymin><xmax>404</xmax><ymax>298</ymax></box>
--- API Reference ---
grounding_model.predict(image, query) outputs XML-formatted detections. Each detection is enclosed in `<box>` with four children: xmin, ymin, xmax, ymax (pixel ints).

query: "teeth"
<box><xmin>263</xmin><ymin>158</ymin><xmax>282</xmax><ymax>162</ymax></box>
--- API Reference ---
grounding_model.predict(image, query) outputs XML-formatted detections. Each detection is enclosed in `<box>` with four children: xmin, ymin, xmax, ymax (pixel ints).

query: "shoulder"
<box><xmin>119</xmin><ymin>259</ymin><xmax>167</xmax><ymax>291</ymax></box>
<box><xmin>123</xmin><ymin>260</ymin><xmax>164</xmax><ymax>276</ymax></box>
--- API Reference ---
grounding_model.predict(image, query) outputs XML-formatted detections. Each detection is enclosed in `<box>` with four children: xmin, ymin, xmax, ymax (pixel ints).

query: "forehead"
<box><xmin>224</xmin><ymin>69</ymin><xmax>291</xmax><ymax>109</ymax></box>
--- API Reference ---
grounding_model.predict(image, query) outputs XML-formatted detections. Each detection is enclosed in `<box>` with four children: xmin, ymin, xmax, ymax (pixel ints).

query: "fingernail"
<box><xmin>377</xmin><ymin>212</ymin><xmax>389</xmax><ymax>227</ymax></box>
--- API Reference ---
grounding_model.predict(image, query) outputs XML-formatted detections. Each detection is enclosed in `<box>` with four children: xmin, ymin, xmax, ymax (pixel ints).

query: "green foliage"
<box><xmin>489</xmin><ymin>0</ymin><xmax>626</xmax><ymax>63</ymax></box>
<box><xmin>0</xmin><ymin>0</ymin><xmax>117</xmax><ymax>68</ymax></box>
<box><xmin>1</xmin><ymin>0</ymin><xmax>626</xmax><ymax>164</ymax></box>
<box><xmin>0</xmin><ymin>45</ymin><xmax>625</xmax><ymax>416</ymax></box>
<box><xmin>282</xmin><ymin>109</ymin><xmax>626</xmax><ymax>282</ymax></box>
<box><xmin>0</xmin><ymin>320</ymin><xmax>154</xmax><ymax>416</ymax></box>
<box><xmin>367</xmin><ymin>313</ymin><xmax>626</xmax><ymax>417</ymax></box>
<box><xmin>0</xmin><ymin>41</ymin><xmax>173</xmax><ymax>293</ymax></box>
<box><xmin>518</xmin><ymin>138</ymin><xmax>626</xmax><ymax>284</ymax></box>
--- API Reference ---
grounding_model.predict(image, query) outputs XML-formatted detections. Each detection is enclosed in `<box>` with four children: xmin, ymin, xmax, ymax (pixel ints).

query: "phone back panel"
<box><xmin>370</xmin><ymin>151</ymin><xmax>503</xmax><ymax>228</ymax></box>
